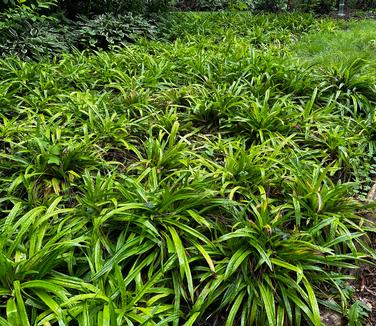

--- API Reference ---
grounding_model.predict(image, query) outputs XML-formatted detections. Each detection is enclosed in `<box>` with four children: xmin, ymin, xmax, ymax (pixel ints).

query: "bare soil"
<box><xmin>353</xmin><ymin>265</ymin><xmax>376</xmax><ymax>325</ymax></box>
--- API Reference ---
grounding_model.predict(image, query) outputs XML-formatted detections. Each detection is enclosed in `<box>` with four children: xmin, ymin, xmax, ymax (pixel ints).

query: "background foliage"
<box><xmin>0</xmin><ymin>0</ymin><xmax>375</xmax><ymax>59</ymax></box>
<box><xmin>176</xmin><ymin>0</ymin><xmax>376</xmax><ymax>12</ymax></box>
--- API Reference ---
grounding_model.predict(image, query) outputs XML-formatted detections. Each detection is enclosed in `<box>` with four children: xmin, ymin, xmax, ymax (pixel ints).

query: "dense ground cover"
<box><xmin>0</xmin><ymin>12</ymin><xmax>376</xmax><ymax>325</ymax></box>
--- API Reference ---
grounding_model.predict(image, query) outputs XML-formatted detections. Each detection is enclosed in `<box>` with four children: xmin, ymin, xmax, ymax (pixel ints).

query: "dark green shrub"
<box><xmin>77</xmin><ymin>13</ymin><xmax>157</xmax><ymax>49</ymax></box>
<box><xmin>0</xmin><ymin>20</ymin><xmax>77</xmax><ymax>60</ymax></box>
<box><xmin>252</xmin><ymin>0</ymin><xmax>288</xmax><ymax>12</ymax></box>
<box><xmin>0</xmin><ymin>4</ymin><xmax>158</xmax><ymax>58</ymax></box>
<box><xmin>293</xmin><ymin>0</ymin><xmax>334</xmax><ymax>14</ymax></box>
<box><xmin>175</xmin><ymin>0</ymin><xmax>254</xmax><ymax>11</ymax></box>
<box><xmin>0</xmin><ymin>3</ymin><xmax>77</xmax><ymax>59</ymax></box>
<box><xmin>0</xmin><ymin>0</ymin><xmax>16</xmax><ymax>11</ymax></box>
<box><xmin>1</xmin><ymin>0</ymin><xmax>58</xmax><ymax>12</ymax></box>
<box><xmin>176</xmin><ymin>0</ymin><xmax>229</xmax><ymax>10</ymax></box>
<box><xmin>252</xmin><ymin>0</ymin><xmax>334</xmax><ymax>14</ymax></box>
<box><xmin>58</xmin><ymin>0</ymin><xmax>172</xmax><ymax>18</ymax></box>
<box><xmin>351</xmin><ymin>0</ymin><xmax>376</xmax><ymax>9</ymax></box>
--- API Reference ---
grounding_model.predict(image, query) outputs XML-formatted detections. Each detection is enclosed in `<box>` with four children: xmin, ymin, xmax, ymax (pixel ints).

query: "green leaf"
<box><xmin>13</xmin><ymin>281</ymin><xmax>30</xmax><ymax>326</ymax></box>
<box><xmin>302</xmin><ymin>277</ymin><xmax>321</xmax><ymax>326</ymax></box>
<box><xmin>168</xmin><ymin>227</ymin><xmax>194</xmax><ymax>301</ymax></box>
<box><xmin>224</xmin><ymin>249</ymin><xmax>251</xmax><ymax>279</ymax></box>
<box><xmin>226</xmin><ymin>290</ymin><xmax>246</xmax><ymax>326</ymax></box>
<box><xmin>47</xmin><ymin>155</ymin><xmax>61</xmax><ymax>165</ymax></box>
<box><xmin>191</xmin><ymin>240</ymin><xmax>216</xmax><ymax>273</ymax></box>
<box><xmin>0</xmin><ymin>316</ymin><xmax>11</xmax><ymax>326</ymax></box>
<box><xmin>259</xmin><ymin>283</ymin><xmax>275</xmax><ymax>326</ymax></box>
<box><xmin>33</xmin><ymin>289</ymin><xmax>66</xmax><ymax>325</ymax></box>
<box><xmin>6</xmin><ymin>298</ymin><xmax>19</xmax><ymax>326</ymax></box>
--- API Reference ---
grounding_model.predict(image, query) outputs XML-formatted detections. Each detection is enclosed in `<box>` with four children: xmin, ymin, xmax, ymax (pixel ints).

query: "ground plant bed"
<box><xmin>0</xmin><ymin>10</ymin><xmax>376</xmax><ymax>326</ymax></box>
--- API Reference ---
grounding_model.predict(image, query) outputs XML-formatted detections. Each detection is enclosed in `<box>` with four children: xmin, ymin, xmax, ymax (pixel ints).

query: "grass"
<box><xmin>294</xmin><ymin>19</ymin><xmax>376</xmax><ymax>64</ymax></box>
<box><xmin>0</xmin><ymin>12</ymin><xmax>375</xmax><ymax>325</ymax></box>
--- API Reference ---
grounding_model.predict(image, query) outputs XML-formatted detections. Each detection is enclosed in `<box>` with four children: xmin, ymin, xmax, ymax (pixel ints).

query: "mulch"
<box><xmin>353</xmin><ymin>264</ymin><xmax>376</xmax><ymax>325</ymax></box>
